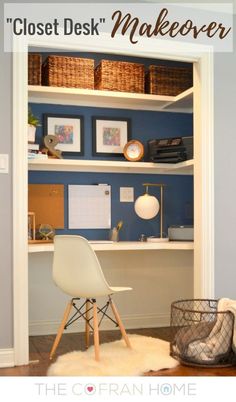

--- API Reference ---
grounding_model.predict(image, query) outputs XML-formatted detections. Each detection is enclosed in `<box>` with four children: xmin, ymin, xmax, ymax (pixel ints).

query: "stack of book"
<box><xmin>28</xmin><ymin>143</ymin><xmax>48</xmax><ymax>160</ymax></box>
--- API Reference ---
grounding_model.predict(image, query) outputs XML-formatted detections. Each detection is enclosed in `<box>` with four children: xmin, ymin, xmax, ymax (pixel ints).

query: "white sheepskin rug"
<box><xmin>48</xmin><ymin>335</ymin><xmax>179</xmax><ymax>376</ymax></box>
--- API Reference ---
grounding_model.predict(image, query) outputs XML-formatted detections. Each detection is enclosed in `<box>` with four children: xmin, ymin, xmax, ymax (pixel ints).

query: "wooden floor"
<box><xmin>0</xmin><ymin>327</ymin><xmax>235</xmax><ymax>376</ymax></box>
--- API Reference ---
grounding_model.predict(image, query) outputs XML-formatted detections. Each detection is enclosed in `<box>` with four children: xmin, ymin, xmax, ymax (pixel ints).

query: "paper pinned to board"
<box><xmin>68</xmin><ymin>185</ymin><xmax>111</xmax><ymax>229</ymax></box>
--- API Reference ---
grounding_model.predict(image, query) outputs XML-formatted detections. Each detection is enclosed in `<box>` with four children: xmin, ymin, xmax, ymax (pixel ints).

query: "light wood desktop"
<box><xmin>28</xmin><ymin>240</ymin><xmax>194</xmax><ymax>253</ymax></box>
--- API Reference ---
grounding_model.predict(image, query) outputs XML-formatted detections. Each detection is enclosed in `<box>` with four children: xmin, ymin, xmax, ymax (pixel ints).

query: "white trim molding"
<box><xmin>193</xmin><ymin>51</ymin><xmax>214</xmax><ymax>298</ymax></box>
<box><xmin>13</xmin><ymin>39</ymin><xmax>29</xmax><ymax>366</ymax></box>
<box><xmin>13</xmin><ymin>35</ymin><xmax>214</xmax><ymax>366</ymax></box>
<box><xmin>29</xmin><ymin>313</ymin><xmax>170</xmax><ymax>337</ymax></box>
<box><xmin>0</xmin><ymin>348</ymin><xmax>15</xmax><ymax>368</ymax></box>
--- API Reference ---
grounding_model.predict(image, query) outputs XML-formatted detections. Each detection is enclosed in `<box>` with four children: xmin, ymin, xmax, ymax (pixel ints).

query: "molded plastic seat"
<box><xmin>50</xmin><ymin>235</ymin><xmax>132</xmax><ymax>361</ymax></box>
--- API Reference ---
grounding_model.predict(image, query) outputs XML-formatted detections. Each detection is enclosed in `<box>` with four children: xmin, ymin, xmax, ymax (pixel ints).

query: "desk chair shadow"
<box><xmin>50</xmin><ymin>235</ymin><xmax>132</xmax><ymax>361</ymax></box>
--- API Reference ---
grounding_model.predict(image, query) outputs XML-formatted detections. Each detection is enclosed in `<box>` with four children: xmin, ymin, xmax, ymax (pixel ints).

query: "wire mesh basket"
<box><xmin>170</xmin><ymin>299</ymin><xmax>236</xmax><ymax>367</ymax></box>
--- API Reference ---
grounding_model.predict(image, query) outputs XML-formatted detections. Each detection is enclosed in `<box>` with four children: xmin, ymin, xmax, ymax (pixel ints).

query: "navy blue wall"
<box><xmin>29</xmin><ymin>171</ymin><xmax>193</xmax><ymax>241</ymax></box>
<box><xmin>29</xmin><ymin>103</ymin><xmax>193</xmax><ymax>241</ymax></box>
<box><xmin>30</xmin><ymin>103</ymin><xmax>193</xmax><ymax>161</ymax></box>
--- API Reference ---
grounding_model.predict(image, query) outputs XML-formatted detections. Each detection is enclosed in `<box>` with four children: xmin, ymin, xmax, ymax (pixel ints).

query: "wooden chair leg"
<box><xmin>110</xmin><ymin>298</ymin><xmax>132</xmax><ymax>349</ymax></box>
<box><xmin>49</xmin><ymin>300</ymin><xmax>73</xmax><ymax>360</ymax></box>
<box><xmin>85</xmin><ymin>299</ymin><xmax>90</xmax><ymax>349</ymax></box>
<box><xmin>92</xmin><ymin>300</ymin><xmax>100</xmax><ymax>361</ymax></box>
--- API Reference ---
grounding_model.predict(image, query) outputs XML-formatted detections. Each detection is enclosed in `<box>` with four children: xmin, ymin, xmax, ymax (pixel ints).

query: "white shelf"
<box><xmin>28</xmin><ymin>85</ymin><xmax>193</xmax><ymax>175</ymax></box>
<box><xmin>28</xmin><ymin>85</ymin><xmax>193</xmax><ymax>113</ymax></box>
<box><xmin>164</xmin><ymin>88</ymin><xmax>193</xmax><ymax>113</ymax></box>
<box><xmin>28</xmin><ymin>158</ymin><xmax>193</xmax><ymax>175</ymax></box>
<box><xmin>28</xmin><ymin>241</ymin><xmax>194</xmax><ymax>253</ymax></box>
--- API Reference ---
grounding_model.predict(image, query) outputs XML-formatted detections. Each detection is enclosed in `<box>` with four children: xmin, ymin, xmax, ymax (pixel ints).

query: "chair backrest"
<box><xmin>52</xmin><ymin>235</ymin><xmax>112</xmax><ymax>298</ymax></box>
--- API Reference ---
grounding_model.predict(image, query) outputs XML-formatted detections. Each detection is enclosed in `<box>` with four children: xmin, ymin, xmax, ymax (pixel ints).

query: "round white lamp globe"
<box><xmin>134</xmin><ymin>193</ymin><xmax>160</xmax><ymax>219</ymax></box>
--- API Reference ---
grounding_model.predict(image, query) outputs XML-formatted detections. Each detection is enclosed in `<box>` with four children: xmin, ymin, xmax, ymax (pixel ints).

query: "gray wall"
<box><xmin>0</xmin><ymin>0</ymin><xmax>236</xmax><ymax>350</ymax></box>
<box><xmin>0</xmin><ymin>0</ymin><xmax>13</xmax><ymax>348</ymax></box>
<box><xmin>214</xmin><ymin>23</ymin><xmax>236</xmax><ymax>298</ymax></box>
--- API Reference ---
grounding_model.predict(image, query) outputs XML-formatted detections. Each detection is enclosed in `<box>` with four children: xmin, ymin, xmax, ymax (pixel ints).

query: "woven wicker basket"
<box><xmin>28</xmin><ymin>54</ymin><xmax>42</xmax><ymax>85</ymax></box>
<box><xmin>42</xmin><ymin>55</ymin><xmax>94</xmax><ymax>89</ymax></box>
<box><xmin>146</xmin><ymin>65</ymin><xmax>193</xmax><ymax>96</ymax></box>
<box><xmin>95</xmin><ymin>60</ymin><xmax>145</xmax><ymax>93</ymax></box>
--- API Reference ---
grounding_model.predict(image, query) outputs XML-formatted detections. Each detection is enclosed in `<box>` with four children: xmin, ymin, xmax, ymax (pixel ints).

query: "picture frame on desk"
<box><xmin>92</xmin><ymin>116</ymin><xmax>131</xmax><ymax>156</ymax></box>
<box><xmin>43</xmin><ymin>113</ymin><xmax>84</xmax><ymax>155</ymax></box>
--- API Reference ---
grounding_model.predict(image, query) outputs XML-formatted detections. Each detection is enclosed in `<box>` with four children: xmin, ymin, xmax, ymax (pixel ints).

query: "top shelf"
<box><xmin>28</xmin><ymin>86</ymin><xmax>193</xmax><ymax>113</ymax></box>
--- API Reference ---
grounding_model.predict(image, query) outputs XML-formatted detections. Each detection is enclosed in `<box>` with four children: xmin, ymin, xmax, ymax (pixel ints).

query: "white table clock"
<box><xmin>123</xmin><ymin>140</ymin><xmax>144</xmax><ymax>162</ymax></box>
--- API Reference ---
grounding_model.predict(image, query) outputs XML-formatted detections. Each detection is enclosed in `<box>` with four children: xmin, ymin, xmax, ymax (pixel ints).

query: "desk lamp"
<box><xmin>134</xmin><ymin>183</ymin><xmax>169</xmax><ymax>242</ymax></box>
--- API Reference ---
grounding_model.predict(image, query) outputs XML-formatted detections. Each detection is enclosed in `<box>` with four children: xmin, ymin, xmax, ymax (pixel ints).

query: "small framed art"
<box><xmin>43</xmin><ymin>114</ymin><xmax>84</xmax><ymax>155</ymax></box>
<box><xmin>92</xmin><ymin>116</ymin><xmax>131</xmax><ymax>156</ymax></box>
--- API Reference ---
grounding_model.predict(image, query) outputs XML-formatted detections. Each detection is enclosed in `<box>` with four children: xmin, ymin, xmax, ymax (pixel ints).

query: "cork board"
<box><xmin>28</xmin><ymin>184</ymin><xmax>64</xmax><ymax>229</ymax></box>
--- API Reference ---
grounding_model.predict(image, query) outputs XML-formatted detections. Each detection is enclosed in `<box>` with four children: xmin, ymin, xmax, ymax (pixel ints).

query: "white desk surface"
<box><xmin>28</xmin><ymin>241</ymin><xmax>194</xmax><ymax>253</ymax></box>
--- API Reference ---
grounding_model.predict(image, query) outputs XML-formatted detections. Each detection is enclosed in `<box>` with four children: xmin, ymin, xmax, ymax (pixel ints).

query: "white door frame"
<box><xmin>12</xmin><ymin>36</ymin><xmax>214</xmax><ymax>365</ymax></box>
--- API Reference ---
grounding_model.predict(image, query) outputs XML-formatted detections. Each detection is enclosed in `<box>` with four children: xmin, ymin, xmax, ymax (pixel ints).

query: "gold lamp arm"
<box><xmin>160</xmin><ymin>185</ymin><xmax>163</xmax><ymax>239</ymax></box>
<box><xmin>142</xmin><ymin>183</ymin><xmax>165</xmax><ymax>238</ymax></box>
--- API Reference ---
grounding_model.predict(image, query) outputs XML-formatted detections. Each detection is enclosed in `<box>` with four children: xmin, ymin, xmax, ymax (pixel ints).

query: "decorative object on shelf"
<box><xmin>28</xmin><ymin>53</ymin><xmax>42</xmax><ymax>85</ymax></box>
<box><xmin>44</xmin><ymin>114</ymin><xmax>84</xmax><ymax>155</ymax></box>
<box><xmin>95</xmin><ymin>59</ymin><xmax>145</xmax><ymax>93</ymax></box>
<box><xmin>146</xmin><ymin>65</ymin><xmax>193</xmax><ymax>96</ymax></box>
<box><xmin>123</xmin><ymin>140</ymin><xmax>144</xmax><ymax>161</ymax></box>
<box><xmin>134</xmin><ymin>183</ymin><xmax>169</xmax><ymax>242</ymax></box>
<box><xmin>147</xmin><ymin>136</ymin><xmax>193</xmax><ymax>163</ymax></box>
<box><xmin>38</xmin><ymin>223</ymin><xmax>55</xmax><ymax>240</ymax></box>
<box><xmin>28</xmin><ymin>212</ymin><xmax>36</xmax><ymax>241</ymax></box>
<box><xmin>168</xmin><ymin>225</ymin><xmax>194</xmax><ymax>241</ymax></box>
<box><xmin>27</xmin><ymin>140</ymin><xmax>48</xmax><ymax>160</ymax></box>
<box><xmin>139</xmin><ymin>234</ymin><xmax>147</xmax><ymax>242</ymax></box>
<box><xmin>42</xmin><ymin>55</ymin><xmax>94</xmax><ymax>89</ymax></box>
<box><xmin>109</xmin><ymin>220</ymin><xmax>123</xmax><ymax>242</ymax></box>
<box><xmin>92</xmin><ymin>116</ymin><xmax>131</xmax><ymax>156</ymax></box>
<box><xmin>28</xmin><ymin>108</ymin><xmax>41</xmax><ymax>143</ymax></box>
<box><xmin>43</xmin><ymin>135</ymin><xmax>62</xmax><ymax>159</ymax></box>
<box><xmin>28</xmin><ymin>143</ymin><xmax>40</xmax><ymax>152</ymax></box>
<box><xmin>27</xmin><ymin>125</ymin><xmax>36</xmax><ymax>144</ymax></box>
<box><xmin>28</xmin><ymin>152</ymin><xmax>48</xmax><ymax>160</ymax></box>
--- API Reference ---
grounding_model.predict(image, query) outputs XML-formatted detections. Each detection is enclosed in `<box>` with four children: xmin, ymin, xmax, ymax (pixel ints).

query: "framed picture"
<box><xmin>92</xmin><ymin>117</ymin><xmax>131</xmax><ymax>156</ymax></box>
<box><xmin>43</xmin><ymin>114</ymin><xmax>84</xmax><ymax>155</ymax></box>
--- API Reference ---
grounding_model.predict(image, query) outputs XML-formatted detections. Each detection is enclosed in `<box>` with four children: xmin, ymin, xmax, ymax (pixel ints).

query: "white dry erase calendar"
<box><xmin>68</xmin><ymin>185</ymin><xmax>111</xmax><ymax>229</ymax></box>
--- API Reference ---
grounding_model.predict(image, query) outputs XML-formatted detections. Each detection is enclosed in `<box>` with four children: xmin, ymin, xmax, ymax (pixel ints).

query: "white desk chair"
<box><xmin>50</xmin><ymin>235</ymin><xmax>132</xmax><ymax>361</ymax></box>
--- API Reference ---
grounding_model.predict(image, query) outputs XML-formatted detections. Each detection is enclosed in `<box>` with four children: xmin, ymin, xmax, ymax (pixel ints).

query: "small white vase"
<box><xmin>28</xmin><ymin>124</ymin><xmax>36</xmax><ymax>143</ymax></box>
